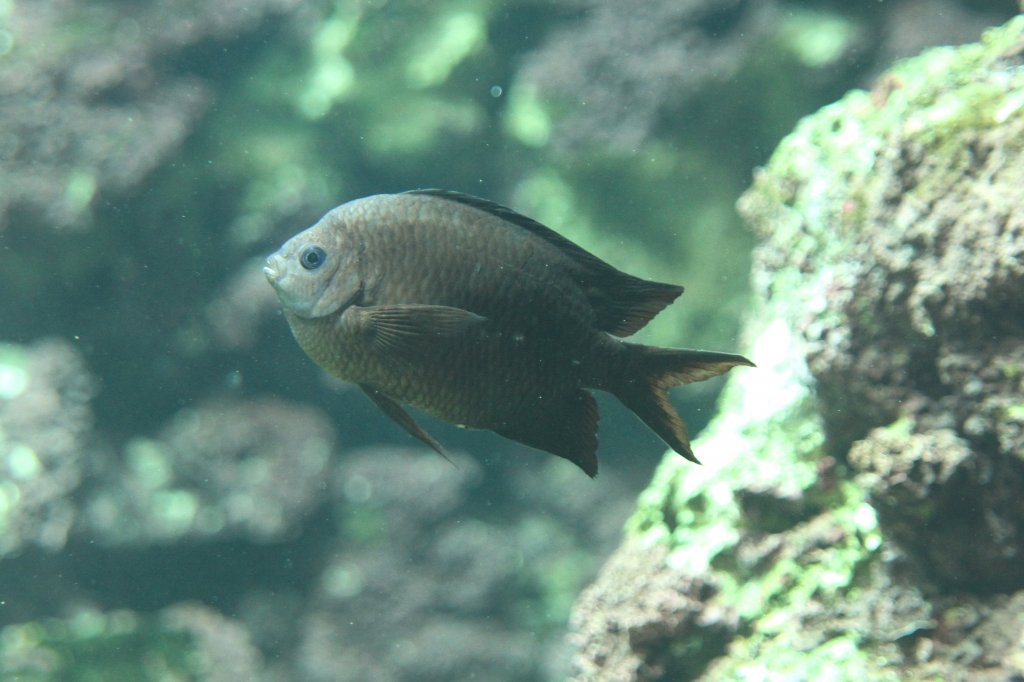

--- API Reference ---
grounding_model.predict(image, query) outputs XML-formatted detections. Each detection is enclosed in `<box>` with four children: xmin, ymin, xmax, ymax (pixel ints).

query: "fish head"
<box><xmin>264</xmin><ymin>209</ymin><xmax>363</xmax><ymax>319</ymax></box>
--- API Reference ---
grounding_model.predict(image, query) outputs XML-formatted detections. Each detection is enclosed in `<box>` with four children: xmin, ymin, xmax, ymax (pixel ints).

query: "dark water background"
<box><xmin>0</xmin><ymin>0</ymin><xmax>1018</xmax><ymax>679</ymax></box>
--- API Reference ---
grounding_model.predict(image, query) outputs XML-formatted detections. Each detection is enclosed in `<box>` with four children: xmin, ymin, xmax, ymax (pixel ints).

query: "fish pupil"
<box><xmin>301</xmin><ymin>246</ymin><xmax>327</xmax><ymax>270</ymax></box>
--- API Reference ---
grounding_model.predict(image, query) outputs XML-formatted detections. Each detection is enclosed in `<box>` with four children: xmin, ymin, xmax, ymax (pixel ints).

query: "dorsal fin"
<box><xmin>404</xmin><ymin>189</ymin><xmax>683</xmax><ymax>337</ymax></box>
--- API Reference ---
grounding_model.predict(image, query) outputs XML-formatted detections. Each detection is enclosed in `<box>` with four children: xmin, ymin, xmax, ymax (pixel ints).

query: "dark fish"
<box><xmin>264</xmin><ymin>189</ymin><xmax>752</xmax><ymax>477</ymax></box>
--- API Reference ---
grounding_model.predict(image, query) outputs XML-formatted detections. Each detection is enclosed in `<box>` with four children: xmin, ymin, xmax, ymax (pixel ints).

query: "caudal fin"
<box><xmin>610</xmin><ymin>344</ymin><xmax>754</xmax><ymax>463</ymax></box>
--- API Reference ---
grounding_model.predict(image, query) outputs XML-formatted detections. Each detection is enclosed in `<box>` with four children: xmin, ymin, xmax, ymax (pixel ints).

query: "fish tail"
<box><xmin>609</xmin><ymin>343</ymin><xmax>754</xmax><ymax>463</ymax></box>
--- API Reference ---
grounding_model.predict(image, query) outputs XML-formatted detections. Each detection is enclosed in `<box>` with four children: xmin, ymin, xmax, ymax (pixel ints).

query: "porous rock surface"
<box><xmin>569</xmin><ymin>15</ymin><xmax>1024</xmax><ymax>681</ymax></box>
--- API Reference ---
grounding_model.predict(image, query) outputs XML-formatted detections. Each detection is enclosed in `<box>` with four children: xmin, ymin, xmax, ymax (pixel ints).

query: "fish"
<box><xmin>264</xmin><ymin>189</ymin><xmax>752</xmax><ymax>477</ymax></box>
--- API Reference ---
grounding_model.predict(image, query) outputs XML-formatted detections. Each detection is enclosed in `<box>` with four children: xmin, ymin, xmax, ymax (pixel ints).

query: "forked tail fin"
<box><xmin>610</xmin><ymin>344</ymin><xmax>754</xmax><ymax>463</ymax></box>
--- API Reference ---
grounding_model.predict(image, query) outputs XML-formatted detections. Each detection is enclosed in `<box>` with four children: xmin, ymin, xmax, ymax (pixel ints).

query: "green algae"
<box><xmin>0</xmin><ymin>611</ymin><xmax>196</xmax><ymax>681</ymax></box>
<box><xmin>776</xmin><ymin>8</ymin><xmax>862</xmax><ymax>69</ymax></box>
<box><xmin>0</xmin><ymin>344</ymin><xmax>28</xmax><ymax>400</ymax></box>
<box><xmin>405</xmin><ymin>10</ymin><xmax>486</xmax><ymax>88</ymax></box>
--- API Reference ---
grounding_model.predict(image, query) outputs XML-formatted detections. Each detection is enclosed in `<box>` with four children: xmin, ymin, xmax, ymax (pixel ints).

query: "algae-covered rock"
<box><xmin>0</xmin><ymin>604</ymin><xmax>262</xmax><ymax>682</ymax></box>
<box><xmin>742</xmin><ymin>11</ymin><xmax>1024</xmax><ymax>594</ymax></box>
<box><xmin>0</xmin><ymin>339</ymin><xmax>95</xmax><ymax>557</ymax></box>
<box><xmin>84</xmin><ymin>397</ymin><xmax>336</xmax><ymax>545</ymax></box>
<box><xmin>292</xmin><ymin>447</ymin><xmax>631</xmax><ymax>682</ymax></box>
<box><xmin>569</xmin><ymin>14</ymin><xmax>1024</xmax><ymax>681</ymax></box>
<box><xmin>0</xmin><ymin>0</ymin><xmax>301</xmax><ymax>229</ymax></box>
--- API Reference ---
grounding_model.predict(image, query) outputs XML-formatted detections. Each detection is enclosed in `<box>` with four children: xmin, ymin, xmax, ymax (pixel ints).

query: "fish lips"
<box><xmin>262</xmin><ymin>255</ymin><xmax>282</xmax><ymax>285</ymax></box>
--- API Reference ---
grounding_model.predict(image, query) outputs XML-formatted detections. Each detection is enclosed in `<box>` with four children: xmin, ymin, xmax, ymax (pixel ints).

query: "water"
<box><xmin>0</xmin><ymin>1</ymin><xmax>1018</xmax><ymax>680</ymax></box>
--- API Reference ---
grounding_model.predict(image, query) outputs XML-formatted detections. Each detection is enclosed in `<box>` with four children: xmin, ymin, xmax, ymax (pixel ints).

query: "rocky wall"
<box><xmin>569</xmin><ymin>14</ymin><xmax>1024</xmax><ymax>681</ymax></box>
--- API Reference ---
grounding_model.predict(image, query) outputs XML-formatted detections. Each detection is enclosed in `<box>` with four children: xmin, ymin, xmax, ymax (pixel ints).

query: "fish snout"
<box><xmin>263</xmin><ymin>253</ymin><xmax>284</xmax><ymax>285</ymax></box>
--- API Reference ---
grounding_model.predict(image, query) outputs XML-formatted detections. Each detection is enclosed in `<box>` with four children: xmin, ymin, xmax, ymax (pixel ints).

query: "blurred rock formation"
<box><xmin>0</xmin><ymin>0</ymin><xmax>300</xmax><ymax>229</ymax></box>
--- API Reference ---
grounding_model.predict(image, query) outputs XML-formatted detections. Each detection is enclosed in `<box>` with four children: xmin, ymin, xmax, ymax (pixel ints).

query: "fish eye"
<box><xmin>300</xmin><ymin>246</ymin><xmax>327</xmax><ymax>270</ymax></box>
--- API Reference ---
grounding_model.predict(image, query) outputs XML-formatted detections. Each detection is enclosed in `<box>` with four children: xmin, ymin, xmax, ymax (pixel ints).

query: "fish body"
<box><xmin>264</xmin><ymin>189</ymin><xmax>752</xmax><ymax>476</ymax></box>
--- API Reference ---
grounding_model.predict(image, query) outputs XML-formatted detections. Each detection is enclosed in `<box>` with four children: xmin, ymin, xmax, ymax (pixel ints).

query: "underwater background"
<box><xmin>1</xmin><ymin>1</ymin><xmax>1022</xmax><ymax>680</ymax></box>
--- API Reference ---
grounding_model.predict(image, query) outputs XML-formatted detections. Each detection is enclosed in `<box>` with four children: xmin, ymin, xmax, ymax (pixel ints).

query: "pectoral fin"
<box><xmin>360</xmin><ymin>384</ymin><xmax>454</xmax><ymax>464</ymax></box>
<box><xmin>346</xmin><ymin>304</ymin><xmax>485</xmax><ymax>359</ymax></box>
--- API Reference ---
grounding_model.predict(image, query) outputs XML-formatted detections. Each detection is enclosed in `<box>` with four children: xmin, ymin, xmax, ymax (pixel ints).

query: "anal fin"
<box><xmin>495</xmin><ymin>390</ymin><xmax>599</xmax><ymax>477</ymax></box>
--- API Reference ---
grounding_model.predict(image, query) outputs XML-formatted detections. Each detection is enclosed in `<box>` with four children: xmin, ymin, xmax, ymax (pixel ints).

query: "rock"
<box><xmin>0</xmin><ymin>603</ymin><xmax>262</xmax><ymax>681</ymax></box>
<box><xmin>84</xmin><ymin>397</ymin><xmax>337</xmax><ymax>544</ymax></box>
<box><xmin>0</xmin><ymin>0</ymin><xmax>301</xmax><ymax>229</ymax></box>
<box><xmin>569</xmin><ymin>15</ymin><xmax>1024</xmax><ymax>681</ymax></box>
<box><xmin>569</xmin><ymin>539</ymin><xmax>736</xmax><ymax>682</ymax></box>
<box><xmin>0</xmin><ymin>339</ymin><xmax>95</xmax><ymax>557</ymax></box>
<box><xmin>850</xmin><ymin>426</ymin><xmax>1023</xmax><ymax>592</ymax></box>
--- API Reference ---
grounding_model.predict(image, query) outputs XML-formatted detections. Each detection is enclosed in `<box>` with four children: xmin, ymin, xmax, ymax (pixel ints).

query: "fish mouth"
<box><xmin>263</xmin><ymin>255</ymin><xmax>282</xmax><ymax>285</ymax></box>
